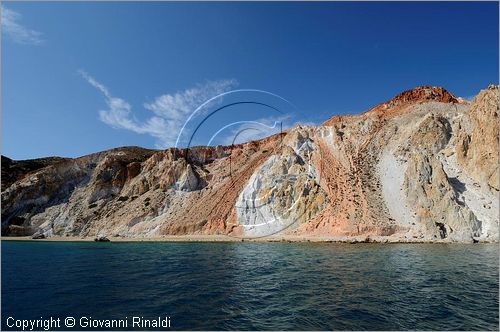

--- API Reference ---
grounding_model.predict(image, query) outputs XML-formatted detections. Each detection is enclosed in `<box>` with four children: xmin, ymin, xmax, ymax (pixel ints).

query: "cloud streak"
<box><xmin>80</xmin><ymin>70</ymin><xmax>238</xmax><ymax>148</ymax></box>
<box><xmin>144</xmin><ymin>80</ymin><xmax>237</xmax><ymax>121</ymax></box>
<box><xmin>1</xmin><ymin>6</ymin><xmax>44</xmax><ymax>45</ymax></box>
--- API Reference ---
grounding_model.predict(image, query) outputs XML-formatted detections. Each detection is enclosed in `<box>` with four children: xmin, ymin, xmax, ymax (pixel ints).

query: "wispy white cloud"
<box><xmin>1</xmin><ymin>6</ymin><xmax>44</xmax><ymax>45</ymax></box>
<box><xmin>144</xmin><ymin>80</ymin><xmax>237</xmax><ymax>121</ymax></box>
<box><xmin>79</xmin><ymin>70</ymin><xmax>238</xmax><ymax>148</ymax></box>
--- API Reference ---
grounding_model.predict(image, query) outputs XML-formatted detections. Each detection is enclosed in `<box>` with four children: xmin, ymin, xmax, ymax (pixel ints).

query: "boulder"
<box><xmin>31</xmin><ymin>232</ymin><xmax>45</xmax><ymax>239</ymax></box>
<box><xmin>94</xmin><ymin>235</ymin><xmax>110</xmax><ymax>242</ymax></box>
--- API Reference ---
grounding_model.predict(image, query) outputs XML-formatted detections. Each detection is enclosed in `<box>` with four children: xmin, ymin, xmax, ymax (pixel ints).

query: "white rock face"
<box><xmin>377</xmin><ymin>150</ymin><xmax>416</xmax><ymax>228</ymax></box>
<box><xmin>440</xmin><ymin>153</ymin><xmax>499</xmax><ymax>240</ymax></box>
<box><xmin>235</xmin><ymin>127</ymin><xmax>329</xmax><ymax>237</ymax></box>
<box><xmin>176</xmin><ymin>164</ymin><xmax>199</xmax><ymax>192</ymax></box>
<box><xmin>371</xmin><ymin>101</ymin><xmax>498</xmax><ymax>242</ymax></box>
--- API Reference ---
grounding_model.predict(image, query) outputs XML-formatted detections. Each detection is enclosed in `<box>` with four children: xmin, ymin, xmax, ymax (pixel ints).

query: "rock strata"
<box><xmin>2</xmin><ymin>86</ymin><xmax>498</xmax><ymax>242</ymax></box>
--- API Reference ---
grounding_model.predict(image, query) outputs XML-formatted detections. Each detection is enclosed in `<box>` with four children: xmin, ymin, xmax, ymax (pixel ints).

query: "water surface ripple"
<box><xmin>2</xmin><ymin>242</ymin><xmax>498</xmax><ymax>330</ymax></box>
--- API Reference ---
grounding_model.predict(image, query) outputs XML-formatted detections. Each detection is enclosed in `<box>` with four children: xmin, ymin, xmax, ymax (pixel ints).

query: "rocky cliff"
<box><xmin>2</xmin><ymin>86</ymin><xmax>498</xmax><ymax>242</ymax></box>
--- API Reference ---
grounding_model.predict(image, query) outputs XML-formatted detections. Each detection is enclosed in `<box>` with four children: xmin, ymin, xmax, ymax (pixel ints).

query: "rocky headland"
<box><xmin>2</xmin><ymin>85</ymin><xmax>498</xmax><ymax>242</ymax></box>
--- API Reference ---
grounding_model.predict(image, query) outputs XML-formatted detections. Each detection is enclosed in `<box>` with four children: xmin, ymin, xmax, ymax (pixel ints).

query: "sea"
<box><xmin>2</xmin><ymin>241</ymin><xmax>498</xmax><ymax>330</ymax></box>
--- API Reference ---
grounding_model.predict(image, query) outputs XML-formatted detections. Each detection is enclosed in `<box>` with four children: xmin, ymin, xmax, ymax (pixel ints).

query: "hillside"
<box><xmin>2</xmin><ymin>85</ymin><xmax>498</xmax><ymax>242</ymax></box>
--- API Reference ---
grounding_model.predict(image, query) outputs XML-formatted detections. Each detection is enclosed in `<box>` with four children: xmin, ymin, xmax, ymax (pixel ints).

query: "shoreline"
<box><xmin>1</xmin><ymin>235</ymin><xmax>497</xmax><ymax>244</ymax></box>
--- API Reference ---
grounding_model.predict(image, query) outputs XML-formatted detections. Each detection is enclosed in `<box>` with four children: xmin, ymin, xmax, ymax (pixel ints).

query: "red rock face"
<box><xmin>367</xmin><ymin>86</ymin><xmax>459</xmax><ymax>113</ymax></box>
<box><xmin>323</xmin><ymin>87</ymin><xmax>460</xmax><ymax>127</ymax></box>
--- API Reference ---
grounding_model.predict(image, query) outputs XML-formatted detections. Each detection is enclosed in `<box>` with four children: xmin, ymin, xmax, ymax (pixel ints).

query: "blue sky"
<box><xmin>2</xmin><ymin>2</ymin><xmax>498</xmax><ymax>160</ymax></box>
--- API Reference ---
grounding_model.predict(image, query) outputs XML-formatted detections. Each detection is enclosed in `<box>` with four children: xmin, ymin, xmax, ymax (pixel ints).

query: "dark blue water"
<box><xmin>2</xmin><ymin>241</ymin><xmax>498</xmax><ymax>330</ymax></box>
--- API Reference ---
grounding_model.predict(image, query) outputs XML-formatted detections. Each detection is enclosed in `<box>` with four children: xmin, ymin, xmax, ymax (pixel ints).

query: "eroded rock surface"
<box><xmin>2</xmin><ymin>86</ymin><xmax>498</xmax><ymax>242</ymax></box>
